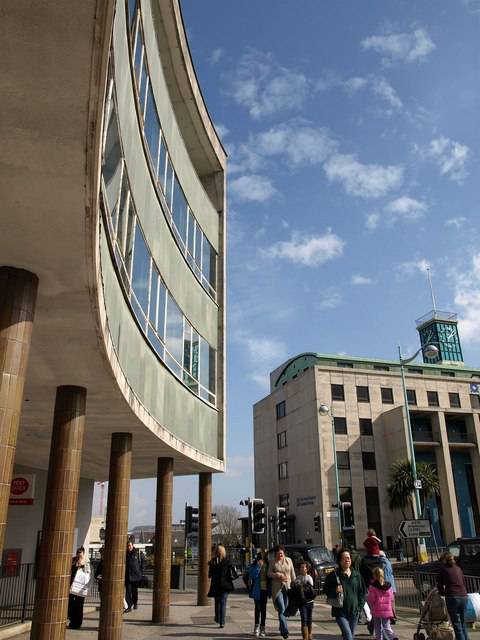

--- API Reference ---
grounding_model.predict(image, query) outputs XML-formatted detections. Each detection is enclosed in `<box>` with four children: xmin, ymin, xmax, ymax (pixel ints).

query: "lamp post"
<box><xmin>398</xmin><ymin>342</ymin><xmax>439</xmax><ymax>563</ymax></box>
<box><xmin>319</xmin><ymin>404</ymin><xmax>342</xmax><ymax>546</ymax></box>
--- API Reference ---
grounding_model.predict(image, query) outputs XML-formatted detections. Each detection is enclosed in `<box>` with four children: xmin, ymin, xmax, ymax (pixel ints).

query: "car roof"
<box><xmin>285</xmin><ymin>544</ymin><xmax>328</xmax><ymax>550</ymax></box>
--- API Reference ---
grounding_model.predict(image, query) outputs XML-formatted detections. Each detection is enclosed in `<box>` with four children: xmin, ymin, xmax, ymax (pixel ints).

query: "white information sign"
<box><xmin>399</xmin><ymin>519</ymin><xmax>431</xmax><ymax>538</ymax></box>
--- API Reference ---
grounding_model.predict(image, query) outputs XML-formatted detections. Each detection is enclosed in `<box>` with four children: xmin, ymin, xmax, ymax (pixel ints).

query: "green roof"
<box><xmin>273</xmin><ymin>352</ymin><xmax>480</xmax><ymax>389</ymax></box>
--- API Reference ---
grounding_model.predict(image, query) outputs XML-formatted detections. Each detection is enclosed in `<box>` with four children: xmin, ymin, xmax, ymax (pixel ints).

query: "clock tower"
<box><xmin>416</xmin><ymin>310</ymin><xmax>464</xmax><ymax>365</ymax></box>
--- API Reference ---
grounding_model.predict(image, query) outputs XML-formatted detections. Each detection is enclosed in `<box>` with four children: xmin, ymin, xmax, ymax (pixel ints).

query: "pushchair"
<box><xmin>413</xmin><ymin>588</ymin><xmax>454</xmax><ymax>640</ymax></box>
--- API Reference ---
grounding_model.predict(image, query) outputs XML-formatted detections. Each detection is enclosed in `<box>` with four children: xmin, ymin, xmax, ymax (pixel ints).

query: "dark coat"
<box><xmin>207</xmin><ymin>558</ymin><xmax>234</xmax><ymax>597</ymax></box>
<box><xmin>125</xmin><ymin>548</ymin><xmax>145</xmax><ymax>583</ymax></box>
<box><xmin>324</xmin><ymin>569</ymin><xmax>366</xmax><ymax>618</ymax></box>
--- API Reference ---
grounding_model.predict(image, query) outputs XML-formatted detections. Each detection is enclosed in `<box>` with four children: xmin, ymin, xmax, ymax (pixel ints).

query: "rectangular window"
<box><xmin>441</xmin><ymin>371</ymin><xmax>455</xmax><ymax>378</ymax></box>
<box><xmin>337</xmin><ymin>451</ymin><xmax>350</xmax><ymax>470</ymax></box>
<box><xmin>148</xmin><ymin>267</ymin><xmax>159</xmax><ymax>329</ymax></box>
<box><xmin>362</xmin><ymin>452</ymin><xmax>376</xmax><ymax>470</ymax></box>
<box><xmin>144</xmin><ymin>85</ymin><xmax>160</xmax><ymax>174</ymax></box>
<box><xmin>381</xmin><ymin>387</ymin><xmax>394</xmax><ymax>404</ymax></box>
<box><xmin>427</xmin><ymin>390</ymin><xmax>439</xmax><ymax>407</ymax></box>
<box><xmin>164</xmin><ymin>294</ymin><xmax>183</xmax><ymax>365</ymax></box>
<box><xmin>408</xmin><ymin>368</ymin><xmax>423</xmax><ymax>375</ymax></box>
<box><xmin>165</xmin><ymin>158</ymin><xmax>174</xmax><ymax>210</ymax></box>
<box><xmin>471</xmin><ymin>394</ymin><xmax>480</xmax><ymax>409</ymax></box>
<box><xmin>337</xmin><ymin>362</ymin><xmax>353</xmax><ymax>368</ymax></box>
<box><xmin>359</xmin><ymin>418</ymin><xmax>373</xmax><ymax>436</ymax></box>
<box><xmin>278</xmin><ymin>462</ymin><xmax>288</xmax><ymax>480</ymax></box>
<box><xmin>277</xmin><ymin>431</ymin><xmax>287</xmax><ymax>449</ymax></box>
<box><xmin>449</xmin><ymin>392</ymin><xmax>461</xmax><ymax>408</ymax></box>
<box><xmin>276</xmin><ymin>400</ymin><xmax>286</xmax><ymax>419</ymax></box>
<box><xmin>279</xmin><ymin>493</ymin><xmax>289</xmax><ymax>507</ymax></box>
<box><xmin>131</xmin><ymin>223</ymin><xmax>151</xmax><ymax>318</ymax></box>
<box><xmin>334</xmin><ymin>417</ymin><xmax>347</xmax><ymax>434</ymax></box>
<box><xmin>373</xmin><ymin>365</ymin><xmax>390</xmax><ymax>371</ymax></box>
<box><xmin>157</xmin><ymin>133</ymin><xmax>167</xmax><ymax>192</ymax></box>
<box><xmin>331</xmin><ymin>384</ymin><xmax>345</xmax><ymax>401</ymax></box>
<box><xmin>365</xmin><ymin>487</ymin><xmax>382</xmax><ymax>539</ymax></box>
<box><xmin>406</xmin><ymin>389</ymin><xmax>417</xmax><ymax>405</ymax></box>
<box><xmin>356</xmin><ymin>386</ymin><xmax>370</xmax><ymax>403</ymax></box>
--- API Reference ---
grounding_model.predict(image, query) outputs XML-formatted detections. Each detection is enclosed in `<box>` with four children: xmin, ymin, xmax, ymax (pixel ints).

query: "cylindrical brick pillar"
<box><xmin>0</xmin><ymin>266</ymin><xmax>38</xmax><ymax>556</ymax></box>
<box><xmin>152</xmin><ymin>457</ymin><xmax>173</xmax><ymax>623</ymax></box>
<box><xmin>30</xmin><ymin>386</ymin><xmax>87</xmax><ymax>640</ymax></box>
<box><xmin>197</xmin><ymin>472</ymin><xmax>212</xmax><ymax>606</ymax></box>
<box><xmin>98</xmin><ymin>433</ymin><xmax>132</xmax><ymax>640</ymax></box>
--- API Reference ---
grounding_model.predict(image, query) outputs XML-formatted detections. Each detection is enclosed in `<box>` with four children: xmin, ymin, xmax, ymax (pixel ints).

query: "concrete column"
<box><xmin>31</xmin><ymin>386</ymin><xmax>87</xmax><ymax>640</ymax></box>
<box><xmin>0</xmin><ymin>266</ymin><xmax>38</xmax><ymax>556</ymax></box>
<box><xmin>98</xmin><ymin>433</ymin><xmax>132</xmax><ymax>640</ymax></box>
<box><xmin>197</xmin><ymin>472</ymin><xmax>212</xmax><ymax>606</ymax></box>
<box><xmin>152</xmin><ymin>457</ymin><xmax>173</xmax><ymax>623</ymax></box>
<box><xmin>434</xmin><ymin>412</ymin><xmax>462</xmax><ymax>540</ymax></box>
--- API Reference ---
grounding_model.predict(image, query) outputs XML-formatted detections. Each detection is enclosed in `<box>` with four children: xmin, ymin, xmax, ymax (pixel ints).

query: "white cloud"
<box><xmin>352</xmin><ymin>274</ymin><xmax>374</xmax><ymax>285</ymax></box>
<box><xmin>230</xmin><ymin>120</ymin><xmax>338</xmax><ymax>173</ymax></box>
<box><xmin>454</xmin><ymin>254</ymin><xmax>480</xmax><ymax>344</ymax></box>
<box><xmin>344</xmin><ymin>76</ymin><xmax>369</xmax><ymax>93</ymax></box>
<box><xmin>397</xmin><ymin>258</ymin><xmax>430</xmax><ymax>277</ymax></box>
<box><xmin>345</xmin><ymin>75</ymin><xmax>403</xmax><ymax>112</ymax></box>
<box><xmin>365</xmin><ymin>212</ymin><xmax>381</xmax><ymax>230</ymax></box>
<box><xmin>445</xmin><ymin>216</ymin><xmax>467</xmax><ymax>229</ymax></box>
<box><xmin>418</xmin><ymin>137</ymin><xmax>470</xmax><ymax>183</ymax></box>
<box><xmin>229</xmin><ymin>49</ymin><xmax>310</xmax><ymax>119</ymax></box>
<box><xmin>384</xmin><ymin>196</ymin><xmax>428</xmax><ymax>222</ymax></box>
<box><xmin>229</xmin><ymin>174</ymin><xmax>276</xmax><ymax>202</ymax></box>
<box><xmin>209</xmin><ymin>48</ymin><xmax>223</xmax><ymax>65</ymax></box>
<box><xmin>262</xmin><ymin>230</ymin><xmax>345</xmax><ymax>267</ymax></box>
<box><xmin>323</xmin><ymin>153</ymin><xmax>403</xmax><ymax>199</ymax></box>
<box><xmin>361</xmin><ymin>28</ymin><xmax>436</xmax><ymax>64</ymax></box>
<box><xmin>234</xmin><ymin>331</ymin><xmax>287</xmax><ymax>390</ymax></box>
<box><xmin>317</xmin><ymin>288</ymin><xmax>343</xmax><ymax>310</ymax></box>
<box><xmin>214</xmin><ymin>123</ymin><xmax>229</xmax><ymax>139</ymax></box>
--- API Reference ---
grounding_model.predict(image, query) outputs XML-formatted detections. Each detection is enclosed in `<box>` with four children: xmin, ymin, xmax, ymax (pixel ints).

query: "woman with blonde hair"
<box><xmin>208</xmin><ymin>544</ymin><xmax>236</xmax><ymax>628</ymax></box>
<box><xmin>367</xmin><ymin>567</ymin><xmax>396</xmax><ymax>640</ymax></box>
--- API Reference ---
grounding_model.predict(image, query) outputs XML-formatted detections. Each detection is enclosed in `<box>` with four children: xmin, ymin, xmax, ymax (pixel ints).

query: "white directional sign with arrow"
<box><xmin>399</xmin><ymin>519</ymin><xmax>431</xmax><ymax>539</ymax></box>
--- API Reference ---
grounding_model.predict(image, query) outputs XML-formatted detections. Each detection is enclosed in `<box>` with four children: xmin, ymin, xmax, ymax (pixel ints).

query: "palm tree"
<box><xmin>387</xmin><ymin>460</ymin><xmax>440</xmax><ymax>517</ymax></box>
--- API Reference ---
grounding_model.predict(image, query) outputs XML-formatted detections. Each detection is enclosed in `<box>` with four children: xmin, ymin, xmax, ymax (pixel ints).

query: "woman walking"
<box><xmin>324</xmin><ymin>548</ymin><xmax>366</xmax><ymax>640</ymax></box>
<box><xmin>367</xmin><ymin>567</ymin><xmax>396</xmax><ymax>640</ymax></box>
<box><xmin>248</xmin><ymin>551</ymin><xmax>269</xmax><ymax>637</ymax></box>
<box><xmin>437</xmin><ymin>553</ymin><xmax>469</xmax><ymax>640</ymax></box>
<box><xmin>68</xmin><ymin>547</ymin><xmax>91</xmax><ymax>629</ymax></box>
<box><xmin>268</xmin><ymin>544</ymin><xmax>296</xmax><ymax>639</ymax></box>
<box><xmin>208</xmin><ymin>544</ymin><xmax>235</xmax><ymax>628</ymax></box>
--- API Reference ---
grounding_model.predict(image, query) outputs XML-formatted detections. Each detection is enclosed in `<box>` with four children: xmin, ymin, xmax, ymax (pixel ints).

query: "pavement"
<box><xmin>10</xmin><ymin>587</ymin><xmax>480</xmax><ymax>640</ymax></box>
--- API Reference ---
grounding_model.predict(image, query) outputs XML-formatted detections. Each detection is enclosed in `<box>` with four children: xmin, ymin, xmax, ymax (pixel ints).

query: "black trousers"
<box><xmin>125</xmin><ymin>581</ymin><xmax>139</xmax><ymax>608</ymax></box>
<box><xmin>68</xmin><ymin>594</ymin><xmax>85</xmax><ymax>628</ymax></box>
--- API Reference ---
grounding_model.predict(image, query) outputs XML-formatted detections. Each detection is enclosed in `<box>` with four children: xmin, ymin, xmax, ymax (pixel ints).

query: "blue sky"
<box><xmin>126</xmin><ymin>0</ymin><xmax>480</xmax><ymax>526</ymax></box>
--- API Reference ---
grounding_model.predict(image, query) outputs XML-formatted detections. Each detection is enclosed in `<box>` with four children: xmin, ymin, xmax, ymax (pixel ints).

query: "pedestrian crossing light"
<box><xmin>314</xmin><ymin>513</ymin><xmax>321</xmax><ymax>533</ymax></box>
<box><xmin>277</xmin><ymin>507</ymin><xmax>287</xmax><ymax>534</ymax></box>
<box><xmin>186</xmin><ymin>505</ymin><xmax>199</xmax><ymax>534</ymax></box>
<box><xmin>252</xmin><ymin>498</ymin><xmax>266</xmax><ymax>534</ymax></box>
<box><xmin>341</xmin><ymin>502</ymin><xmax>354</xmax><ymax>529</ymax></box>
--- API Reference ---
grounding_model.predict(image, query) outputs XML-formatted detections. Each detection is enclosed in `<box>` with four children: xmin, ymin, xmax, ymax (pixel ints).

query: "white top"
<box><xmin>295</xmin><ymin>574</ymin><xmax>314</xmax><ymax>586</ymax></box>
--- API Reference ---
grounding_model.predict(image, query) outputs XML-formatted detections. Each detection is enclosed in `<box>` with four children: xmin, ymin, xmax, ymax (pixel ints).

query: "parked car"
<box><xmin>284</xmin><ymin>544</ymin><xmax>336</xmax><ymax>591</ymax></box>
<box><xmin>413</xmin><ymin>537</ymin><xmax>480</xmax><ymax>595</ymax></box>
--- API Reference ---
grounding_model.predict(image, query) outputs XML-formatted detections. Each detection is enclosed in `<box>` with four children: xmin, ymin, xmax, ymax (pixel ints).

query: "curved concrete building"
<box><xmin>0</xmin><ymin>0</ymin><xmax>225</xmax><ymax>634</ymax></box>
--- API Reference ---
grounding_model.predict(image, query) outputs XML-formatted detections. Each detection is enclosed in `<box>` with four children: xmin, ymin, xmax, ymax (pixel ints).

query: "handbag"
<box><xmin>326</xmin><ymin>572</ymin><xmax>344</xmax><ymax>608</ymax></box>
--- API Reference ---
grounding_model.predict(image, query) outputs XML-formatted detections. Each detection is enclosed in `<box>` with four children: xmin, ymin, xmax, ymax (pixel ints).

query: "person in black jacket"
<box><xmin>208</xmin><ymin>544</ymin><xmax>235</xmax><ymax>628</ymax></box>
<box><xmin>125</xmin><ymin>541</ymin><xmax>145</xmax><ymax>612</ymax></box>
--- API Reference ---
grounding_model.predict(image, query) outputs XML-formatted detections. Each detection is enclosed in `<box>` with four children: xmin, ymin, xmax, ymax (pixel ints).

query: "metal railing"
<box><xmin>393</xmin><ymin>570</ymin><xmax>480</xmax><ymax>611</ymax></box>
<box><xmin>0</xmin><ymin>563</ymin><xmax>35</xmax><ymax>627</ymax></box>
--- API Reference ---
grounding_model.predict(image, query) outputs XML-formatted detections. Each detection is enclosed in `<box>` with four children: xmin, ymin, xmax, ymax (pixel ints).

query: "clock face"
<box><xmin>423</xmin><ymin>328</ymin><xmax>436</xmax><ymax>346</ymax></box>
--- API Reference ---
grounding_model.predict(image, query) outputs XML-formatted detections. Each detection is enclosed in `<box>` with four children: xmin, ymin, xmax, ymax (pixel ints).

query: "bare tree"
<box><xmin>213</xmin><ymin>504</ymin><xmax>242</xmax><ymax>546</ymax></box>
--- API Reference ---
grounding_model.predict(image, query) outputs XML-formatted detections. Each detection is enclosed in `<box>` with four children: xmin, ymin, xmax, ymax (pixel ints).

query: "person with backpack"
<box><xmin>293</xmin><ymin>561</ymin><xmax>316</xmax><ymax>640</ymax></box>
<box><xmin>366</xmin><ymin>567</ymin><xmax>397</xmax><ymax>640</ymax></box>
<box><xmin>248</xmin><ymin>551</ymin><xmax>269</xmax><ymax>638</ymax></box>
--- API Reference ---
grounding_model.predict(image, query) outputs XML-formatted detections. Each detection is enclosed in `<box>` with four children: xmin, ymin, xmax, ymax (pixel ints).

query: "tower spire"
<box><xmin>426</xmin><ymin>266</ymin><xmax>437</xmax><ymax>313</ymax></box>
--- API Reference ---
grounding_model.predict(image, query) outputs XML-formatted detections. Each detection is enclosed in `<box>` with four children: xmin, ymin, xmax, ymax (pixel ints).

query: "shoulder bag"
<box><xmin>326</xmin><ymin>572</ymin><xmax>344</xmax><ymax>608</ymax></box>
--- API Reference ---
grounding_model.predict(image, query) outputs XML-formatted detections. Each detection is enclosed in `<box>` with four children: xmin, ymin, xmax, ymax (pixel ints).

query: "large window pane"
<box><xmin>134</xmin><ymin>29</ymin><xmax>143</xmax><ymax>85</ymax></box>
<box><xmin>208</xmin><ymin>345</ymin><xmax>216</xmax><ymax>394</ymax></box>
<box><xmin>165</xmin><ymin>159</ymin><xmax>174</xmax><ymax>210</ymax></box>
<box><xmin>127</xmin><ymin>0</ymin><xmax>136</xmax><ymax>29</ymax></box>
<box><xmin>191</xmin><ymin>330</ymin><xmax>199</xmax><ymax>380</ymax></box>
<box><xmin>157</xmin><ymin>281</ymin><xmax>167</xmax><ymax>340</ymax></box>
<box><xmin>139</xmin><ymin>66</ymin><xmax>148</xmax><ymax>118</ymax></box>
<box><xmin>103</xmin><ymin>106</ymin><xmax>122</xmax><ymax>221</ymax></box>
<box><xmin>199</xmin><ymin>338</ymin><xmax>211</xmax><ymax>391</ymax></box>
<box><xmin>144</xmin><ymin>85</ymin><xmax>160</xmax><ymax>173</ymax></box>
<box><xmin>149</xmin><ymin>267</ymin><xmax>159</xmax><ymax>328</ymax></box>
<box><xmin>124</xmin><ymin>203</ymin><xmax>135</xmax><ymax>278</ymax></box>
<box><xmin>183</xmin><ymin>321</ymin><xmax>192</xmax><ymax>373</ymax></box>
<box><xmin>131</xmin><ymin>224</ymin><xmax>150</xmax><ymax>313</ymax></box>
<box><xmin>158</xmin><ymin>134</ymin><xmax>167</xmax><ymax>191</ymax></box>
<box><xmin>165</xmin><ymin>295</ymin><xmax>183</xmax><ymax>364</ymax></box>
<box><xmin>172</xmin><ymin>177</ymin><xmax>188</xmax><ymax>245</ymax></box>
<box><xmin>116</xmin><ymin>175</ymin><xmax>129</xmax><ymax>250</ymax></box>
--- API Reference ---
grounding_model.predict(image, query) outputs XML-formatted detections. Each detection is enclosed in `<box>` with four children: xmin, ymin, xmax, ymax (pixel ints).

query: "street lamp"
<box><xmin>398</xmin><ymin>342</ymin><xmax>439</xmax><ymax>563</ymax></box>
<box><xmin>319</xmin><ymin>403</ymin><xmax>342</xmax><ymax>546</ymax></box>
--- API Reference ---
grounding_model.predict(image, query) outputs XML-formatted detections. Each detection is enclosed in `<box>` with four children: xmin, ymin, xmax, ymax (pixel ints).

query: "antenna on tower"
<box><xmin>426</xmin><ymin>266</ymin><xmax>437</xmax><ymax>313</ymax></box>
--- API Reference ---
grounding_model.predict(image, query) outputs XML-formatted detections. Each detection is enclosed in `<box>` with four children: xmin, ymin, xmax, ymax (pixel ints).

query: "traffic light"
<box><xmin>277</xmin><ymin>507</ymin><xmax>287</xmax><ymax>534</ymax></box>
<box><xmin>251</xmin><ymin>498</ymin><xmax>266</xmax><ymax>534</ymax></box>
<box><xmin>185</xmin><ymin>505</ymin><xmax>199</xmax><ymax>534</ymax></box>
<box><xmin>314</xmin><ymin>513</ymin><xmax>321</xmax><ymax>533</ymax></box>
<box><xmin>341</xmin><ymin>502</ymin><xmax>354</xmax><ymax>529</ymax></box>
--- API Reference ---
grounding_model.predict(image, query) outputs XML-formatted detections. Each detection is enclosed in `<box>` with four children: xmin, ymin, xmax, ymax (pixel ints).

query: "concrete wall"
<box><xmin>4</xmin><ymin>465</ymin><xmax>94</xmax><ymax>564</ymax></box>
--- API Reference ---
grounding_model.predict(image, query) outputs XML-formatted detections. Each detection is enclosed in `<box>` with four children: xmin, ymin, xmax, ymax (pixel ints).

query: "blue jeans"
<box><xmin>446</xmin><ymin>596</ymin><xmax>469</xmax><ymax>640</ymax></box>
<box><xmin>214</xmin><ymin>593</ymin><xmax>228</xmax><ymax>625</ymax></box>
<box><xmin>336</xmin><ymin>613</ymin><xmax>358</xmax><ymax>640</ymax></box>
<box><xmin>275</xmin><ymin>589</ymin><xmax>289</xmax><ymax>637</ymax></box>
<box><xmin>299</xmin><ymin>602</ymin><xmax>313</xmax><ymax>626</ymax></box>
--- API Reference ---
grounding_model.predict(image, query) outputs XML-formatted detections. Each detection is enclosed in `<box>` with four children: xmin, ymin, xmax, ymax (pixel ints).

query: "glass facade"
<box><xmin>128</xmin><ymin>8</ymin><xmax>217</xmax><ymax>299</ymax></box>
<box><xmin>101</xmin><ymin>91</ymin><xmax>217</xmax><ymax>406</ymax></box>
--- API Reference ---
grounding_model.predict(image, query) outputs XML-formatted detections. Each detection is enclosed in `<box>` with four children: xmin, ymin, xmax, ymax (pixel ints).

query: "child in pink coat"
<box><xmin>367</xmin><ymin>567</ymin><xmax>397</xmax><ymax>640</ymax></box>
